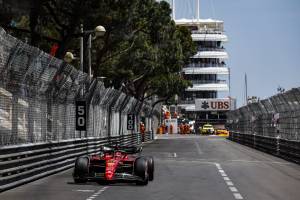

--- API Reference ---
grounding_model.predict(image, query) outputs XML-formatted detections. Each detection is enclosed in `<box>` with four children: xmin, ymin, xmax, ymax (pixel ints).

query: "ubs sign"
<box><xmin>195</xmin><ymin>99</ymin><xmax>231</xmax><ymax>111</ymax></box>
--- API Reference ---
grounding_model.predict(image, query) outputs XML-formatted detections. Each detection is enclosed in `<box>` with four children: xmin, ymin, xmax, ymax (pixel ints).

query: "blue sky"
<box><xmin>171</xmin><ymin>0</ymin><xmax>300</xmax><ymax>107</ymax></box>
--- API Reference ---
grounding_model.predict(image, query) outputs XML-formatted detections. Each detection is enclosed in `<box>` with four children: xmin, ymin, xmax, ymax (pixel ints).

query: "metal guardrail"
<box><xmin>0</xmin><ymin>132</ymin><xmax>152</xmax><ymax>192</ymax></box>
<box><xmin>228</xmin><ymin>131</ymin><xmax>300</xmax><ymax>164</ymax></box>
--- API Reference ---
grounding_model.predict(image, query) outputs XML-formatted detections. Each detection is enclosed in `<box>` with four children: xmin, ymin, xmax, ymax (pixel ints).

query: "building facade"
<box><xmin>176</xmin><ymin>19</ymin><xmax>234</xmax><ymax>129</ymax></box>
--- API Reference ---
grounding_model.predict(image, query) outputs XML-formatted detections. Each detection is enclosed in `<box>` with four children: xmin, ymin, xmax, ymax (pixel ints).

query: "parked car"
<box><xmin>200</xmin><ymin>124</ymin><xmax>215</xmax><ymax>135</ymax></box>
<box><xmin>215</xmin><ymin>129</ymin><xmax>229</xmax><ymax>136</ymax></box>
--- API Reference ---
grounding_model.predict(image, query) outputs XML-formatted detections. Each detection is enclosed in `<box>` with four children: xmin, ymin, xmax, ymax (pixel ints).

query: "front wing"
<box><xmin>74</xmin><ymin>172</ymin><xmax>143</xmax><ymax>182</ymax></box>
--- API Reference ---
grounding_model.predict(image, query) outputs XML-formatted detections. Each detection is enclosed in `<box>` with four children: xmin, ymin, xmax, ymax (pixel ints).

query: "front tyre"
<box><xmin>146</xmin><ymin>156</ymin><xmax>154</xmax><ymax>181</ymax></box>
<box><xmin>73</xmin><ymin>157</ymin><xmax>89</xmax><ymax>183</ymax></box>
<box><xmin>134</xmin><ymin>157</ymin><xmax>149</xmax><ymax>185</ymax></box>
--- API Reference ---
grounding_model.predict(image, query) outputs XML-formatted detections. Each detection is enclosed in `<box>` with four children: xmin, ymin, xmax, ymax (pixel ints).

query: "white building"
<box><xmin>175</xmin><ymin>18</ymin><xmax>234</xmax><ymax>128</ymax></box>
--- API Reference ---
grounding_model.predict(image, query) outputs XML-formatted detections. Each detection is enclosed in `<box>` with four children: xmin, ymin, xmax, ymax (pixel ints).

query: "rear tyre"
<box><xmin>146</xmin><ymin>156</ymin><xmax>154</xmax><ymax>181</ymax></box>
<box><xmin>134</xmin><ymin>157</ymin><xmax>149</xmax><ymax>185</ymax></box>
<box><xmin>73</xmin><ymin>157</ymin><xmax>89</xmax><ymax>183</ymax></box>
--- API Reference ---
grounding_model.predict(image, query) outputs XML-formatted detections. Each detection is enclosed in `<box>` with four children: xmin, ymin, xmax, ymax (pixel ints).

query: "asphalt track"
<box><xmin>1</xmin><ymin>134</ymin><xmax>300</xmax><ymax>200</ymax></box>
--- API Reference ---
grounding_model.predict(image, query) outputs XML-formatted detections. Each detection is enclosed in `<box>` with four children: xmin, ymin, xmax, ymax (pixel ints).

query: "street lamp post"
<box><xmin>82</xmin><ymin>25</ymin><xmax>106</xmax><ymax>78</ymax></box>
<box><xmin>80</xmin><ymin>24</ymin><xmax>84</xmax><ymax>73</ymax></box>
<box><xmin>88</xmin><ymin>34</ymin><xmax>92</xmax><ymax>77</ymax></box>
<box><xmin>65</xmin><ymin>25</ymin><xmax>106</xmax><ymax>95</ymax></box>
<box><xmin>65</xmin><ymin>25</ymin><xmax>106</xmax><ymax>75</ymax></box>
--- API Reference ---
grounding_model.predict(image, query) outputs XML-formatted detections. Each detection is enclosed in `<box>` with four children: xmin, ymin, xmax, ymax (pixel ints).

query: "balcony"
<box><xmin>197</xmin><ymin>47</ymin><xmax>225</xmax><ymax>52</ymax></box>
<box><xmin>191</xmin><ymin>30</ymin><xmax>223</xmax><ymax>34</ymax></box>
<box><xmin>192</xmin><ymin>51</ymin><xmax>228</xmax><ymax>59</ymax></box>
<box><xmin>186</xmin><ymin>63</ymin><xmax>226</xmax><ymax>68</ymax></box>
<box><xmin>190</xmin><ymin>80</ymin><xmax>227</xmax><ymax>84</ymax></box>
<box><xmin>183</xmin><ymin>67</ymin><xmax>229</xmax><ymax>75</ymax></box>
<box><xmin>192</xmin><ymin>33</ymin><xmax>228</xmax><ymax>42</ymax></box>
<box><xmin>186</xmin><ymin>83</ymin><xmax>229</xmax><ymax>92</ymax></box>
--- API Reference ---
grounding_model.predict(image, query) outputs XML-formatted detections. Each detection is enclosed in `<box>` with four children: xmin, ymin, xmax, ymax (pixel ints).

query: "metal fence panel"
<box><xmin>227</xmin><ymin>87</ymin><xmax>300</xmax><ymax>141</ymax></box>
<box><xmin>0</xmin><ymin>27</ymin><xmax>155</xmax><ymax>147</ymax></box>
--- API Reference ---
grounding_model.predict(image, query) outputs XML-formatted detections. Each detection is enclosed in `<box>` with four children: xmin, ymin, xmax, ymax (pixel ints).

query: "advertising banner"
<box><xmin>195</xmin><ymin>98</ymin><xmax>231</xmax><ymax>111</ymax></box>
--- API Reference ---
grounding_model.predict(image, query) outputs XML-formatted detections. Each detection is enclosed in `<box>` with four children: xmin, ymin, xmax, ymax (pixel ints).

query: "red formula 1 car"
<box><xmin>73</xmin><ymin>145</ymin><xmax>154</xmax><ymax>185</ymax></box>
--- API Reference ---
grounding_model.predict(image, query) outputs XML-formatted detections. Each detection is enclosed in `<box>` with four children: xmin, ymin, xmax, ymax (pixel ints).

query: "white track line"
<box><xmin>215</xmin><ymin>163</ymin><xmax>244</xmax><ymax>200</ymax></box>
<box><xmin>226</xmin><ymin>181</ymin><xmax>234</xmax><ymax>186</ymax></box>
<box><xmin>233</xmin><ymin>193</ymin><xmax>244</xmax><ymax>199</ymax></box>
<box><xmin>194</xmin><ymin>141</ymin><xmax>203</xmax><ymax>155</ymax></box>
<box><xmin>229</xmin><ymin>187</ymin><xmax>238</xmax><ymax>192</ymax></box>
<box><xmin>86</xmin><ymin>186</ymin><xmax>108</xmax><ymax>200</ymax></box>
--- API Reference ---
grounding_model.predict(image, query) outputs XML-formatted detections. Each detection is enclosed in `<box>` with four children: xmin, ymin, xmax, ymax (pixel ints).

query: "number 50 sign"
<box><xmin>76</xmin><ymin>101</ymin><xmax>86</xmax><ymax>131</ymax></box>
<box><xmin>127</xmin><ymin>114</ymin><xmax>135</xmax><ymax>130</ymax></box>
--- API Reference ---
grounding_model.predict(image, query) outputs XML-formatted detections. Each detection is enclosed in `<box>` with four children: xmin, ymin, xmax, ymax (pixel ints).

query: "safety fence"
<box><xmin>228</xmin><ymin>132</ymin><xmax>300</xmax><ymax>164</ymax></box>
<box><xmin>0</xmin><ymin>27</ymin><xmax>157</xmax><ymax>147</ymax></box>
<box><xmin>227</xmin><ymin>87</ymin><xmax>300</xmax><ymax>163</ymax></box>
<box><xmin>0</xmin><ymin>132</ymin><xmax>152</xmax><ymax>192</ymax></box>
<box><xmin>227</xmin><ymin>87</ymin><xmax>300</xmax><ymax>140</ymax></box>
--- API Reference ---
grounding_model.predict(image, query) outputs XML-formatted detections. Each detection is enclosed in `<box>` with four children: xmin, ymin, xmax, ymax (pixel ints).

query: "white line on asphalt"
<box><xmin>220</xmin><ymin>172</ymin><xmax>227</xmax><ymax>177</ymax></box>
<box><xmin>86</xmin><ymin>186</ymin><xmax>108</xmax><ymax>200</ymax></box>
<box><xmin>194</xmin><ymin>141</ymin><xmax>203</xmax><ymax>155</ymax></box>
<box><xmin>215</xmin><ymin>163</ymin><xmax>244</xmax><ymax>200</ymax></box>
<box><xmin>229</xmin><ymin>187</ymin><xmax>238</xmax><ymax>192</ymax></box>
<box><xmin>215</xmin><ymin>163</ymin><xmax>222</xmax><ymax>170</ymax></box>
<box><xmin>233</xmin><ymin>193</ymin><xmax>244</xmax><ymax>199</ymax></box>
<box><xmin>226</xmin><ymin>181</ymin><xmax>234</xmax><ymax>186</ymax></box>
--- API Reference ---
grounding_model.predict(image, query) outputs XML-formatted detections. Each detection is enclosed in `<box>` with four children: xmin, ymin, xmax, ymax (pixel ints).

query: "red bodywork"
<box><xmin>89</xmin><ymin>151</ymin><xmax>136</xmax><ymax>181</ymax></box>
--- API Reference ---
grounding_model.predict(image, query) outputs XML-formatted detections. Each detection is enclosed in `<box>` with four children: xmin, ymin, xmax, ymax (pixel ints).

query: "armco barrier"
<box><xmin>0</xmin><ymin>132</ymin><xmax>152</xmax><ymax>192</ymax></box>
<box><xmin>228</xmin><ymin>131</ymin><xmax>300</xmax><ymax>164</ymax></box>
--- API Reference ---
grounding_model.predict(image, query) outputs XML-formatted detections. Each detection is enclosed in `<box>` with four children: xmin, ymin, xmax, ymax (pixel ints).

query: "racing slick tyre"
<box><xmin>134</xmin><ymin>157</ymin><xmax>149</xmax><ymax>185</ymax></box>
<box><xmin>74</xmin><ymin>157</ymin><xmax>89</xmax><ymax>183</ymax></box>
<box><xmin>146</xmin><ymin>156</ymin><xmax>154</xmax><ymax>181</ymax></box>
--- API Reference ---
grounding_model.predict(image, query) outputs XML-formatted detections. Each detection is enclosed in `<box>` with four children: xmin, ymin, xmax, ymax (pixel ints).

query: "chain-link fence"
<box><xmin>0</xmin><ymin>27</ymin><xmax>156</xmax><ymax>146</ymax></box>
<box><xmin>227</xmin><ymin>87</ymin><xmax>300</xmax><ymax>141</ymax></box>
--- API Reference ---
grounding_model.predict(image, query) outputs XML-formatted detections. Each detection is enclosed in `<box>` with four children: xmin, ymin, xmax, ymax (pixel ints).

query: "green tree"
<box><xmin>3</xmin><ymin>0</ymin><xmax>196</xmax><ymax>107</ymax></box>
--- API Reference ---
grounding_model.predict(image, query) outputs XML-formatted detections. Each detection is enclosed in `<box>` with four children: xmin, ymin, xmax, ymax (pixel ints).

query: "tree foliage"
<box><xmin>4</xmin><ymin>0</ymin><xmax>196</xmax><ymax>106</ymax></box>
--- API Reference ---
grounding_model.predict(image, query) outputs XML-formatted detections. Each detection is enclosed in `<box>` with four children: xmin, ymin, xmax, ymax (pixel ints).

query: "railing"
<box><xmin>197</xmin><ymin>47</ymin><xmax>226</xmax><ymax>52</ymax></box>
<box><xmin>191</xmin><ymin>80</ymin><xmax>227</xmax><ymax>84</ymax></box>
<box><xmin>185</xmin><ymin>63</ymin><xmax>226</xmax><ymax>68</ymax></box>
<box><xmin>228</xmin><ymin>131</ymin><xmax>300</xmax><ymax>164</ymax></box>
<box><xmin>227</xmin><ymin>87</ymin><xmax>300</xmax><ymax>141</ymax></box>
<box><xmin>192</xmin><ymin>30</ymin><xmax>223</xmax><ymax>34</ymax></box>
<box><xmin>227</xmin><ymin>87</ymin><xmax>300</xmax><ymax>164</ymax></box>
